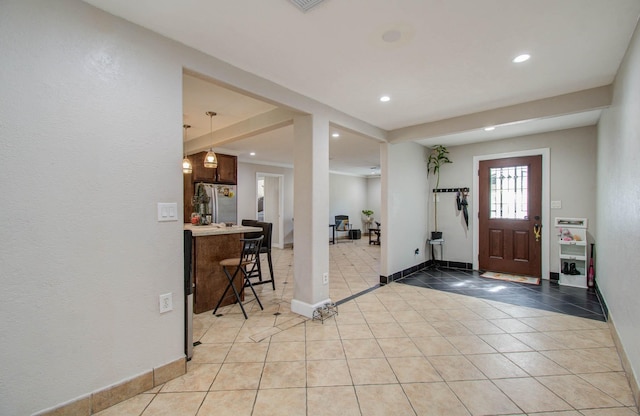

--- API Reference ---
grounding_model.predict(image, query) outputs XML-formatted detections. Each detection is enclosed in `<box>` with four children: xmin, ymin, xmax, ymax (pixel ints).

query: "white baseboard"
<box><xmin>608</xmin><ymin>314</ymin><xmax>640</xmax><ymax>411</ymax></box>
<box><xmin>291</xmin><ymin>298</ymin><xmax>332</xmax><ymax>318</ymax></box>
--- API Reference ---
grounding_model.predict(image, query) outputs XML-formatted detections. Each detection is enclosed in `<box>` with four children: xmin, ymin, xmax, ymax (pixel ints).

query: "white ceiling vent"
<box><xmin>289</xmin><ymin>0</ymin><xmax>326</xmax><ymax>13</ymax></box>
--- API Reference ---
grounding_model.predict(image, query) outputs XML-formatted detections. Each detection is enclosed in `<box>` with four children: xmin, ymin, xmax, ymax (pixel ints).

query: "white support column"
<box><xmin>291</xmin><ymin>114</ymin><xmax>331</xmax><ymax>318</ymax></box>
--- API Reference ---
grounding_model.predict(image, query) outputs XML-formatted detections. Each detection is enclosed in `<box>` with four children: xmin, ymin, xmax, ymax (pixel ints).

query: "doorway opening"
<box><xmin>257</xmin><ymin>173</ymin><xmax>284</xmax><ymax>249</ymax></box>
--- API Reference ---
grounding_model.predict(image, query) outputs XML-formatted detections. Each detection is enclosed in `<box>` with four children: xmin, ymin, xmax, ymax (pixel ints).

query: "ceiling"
<box><xmin>84</xmin><ymin>0</ymin><xmax>640</xmax><ymax>176</ymax></box>
<box><xmin>182</xmin><ymin>73</ymin><xmax>383</xmax><ymax>176</ymax></box>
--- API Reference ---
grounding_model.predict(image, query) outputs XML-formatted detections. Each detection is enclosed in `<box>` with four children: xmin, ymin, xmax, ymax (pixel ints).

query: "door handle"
<box><xmin>533</xmin><ymin>223</ymin><xmax>542</xmax><ymax>242</ymax></box>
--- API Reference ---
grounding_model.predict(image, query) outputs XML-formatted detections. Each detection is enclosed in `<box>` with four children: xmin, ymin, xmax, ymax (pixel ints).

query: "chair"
<box><xmin>334</xmin><ymin>215</ymin><xmax>353</xmax><ymax>242</ymax></box>
<box><xmin>241</xmin><ymin>219</ymin><xmax>275</xmax><ymax>290</ymax></box>
<box><xmin>213</xmin><ymin>236</ymin><xmax>264</xmax><ymax>319</ymax></box>
<box><xmin>369</xmin><ymin>221</ymin><xmax>381</xmax><ymax>245</ymax></box>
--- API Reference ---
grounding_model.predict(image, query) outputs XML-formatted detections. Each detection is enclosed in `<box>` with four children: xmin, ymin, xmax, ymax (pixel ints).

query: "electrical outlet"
<box><xmin>322</xmin><ymin>272</ymin><xmax>329</xmax><ymax>285</ymax></box>
<box><xmin>159</xmin><ymin>293</ymin><xmax>173</xmax><ymax>313</ymax></box>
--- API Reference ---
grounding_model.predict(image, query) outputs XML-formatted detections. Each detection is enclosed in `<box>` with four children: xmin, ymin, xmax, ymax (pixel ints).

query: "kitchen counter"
<box><xmin>184</xmin><ymin>223</ymin><xmax>261</xmax><ymax>237</ymax></box>
<box><xmin>185</xmin><ymin>223</ymin><xmax>262</xmax><ymax>314</ymax></box>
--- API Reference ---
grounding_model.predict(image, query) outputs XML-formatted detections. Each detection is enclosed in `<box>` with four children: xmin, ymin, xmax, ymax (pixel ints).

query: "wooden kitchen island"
<box><xmin>185</xmin><ymin>224</ymin><xmax>261</xmax><ymax>314</ymax></box>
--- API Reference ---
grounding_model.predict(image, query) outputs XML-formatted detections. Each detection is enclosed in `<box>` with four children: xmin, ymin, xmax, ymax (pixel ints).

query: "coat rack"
<box><xmin>432</xmin><ymin>187</ymin><xmax>469</xmax><ymax>193</ymax></box>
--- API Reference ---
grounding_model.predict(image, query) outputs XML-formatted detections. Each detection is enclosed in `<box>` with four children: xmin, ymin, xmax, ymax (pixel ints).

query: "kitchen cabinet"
<box><xmin>190</xmin><ymin>151</ymin><xmax>237</xmax><ymax>184</ymax></box>
<box><xmin>215</xmin><ymin>153</ymin><xmax>237</xmax><ymax>184</ymax></box>
<box><xmin>183</xmin><ymin>173</ymin><xmax>194</xmax><ymax>223</ymax></box>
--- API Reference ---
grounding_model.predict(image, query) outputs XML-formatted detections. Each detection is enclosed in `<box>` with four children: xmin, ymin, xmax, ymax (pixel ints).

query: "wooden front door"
<box><xmin>479</xmin><ymin>155</ymin><xmax>542</xmax><ymax>277</ymax></box>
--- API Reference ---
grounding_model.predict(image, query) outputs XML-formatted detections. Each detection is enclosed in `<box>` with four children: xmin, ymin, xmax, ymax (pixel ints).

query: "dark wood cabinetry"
<box><xmin>193</xmin><ymin>233</ymin><xmax>244</xmax><ymax>313</ymax></box>
<box><xmin>215</xmin><ymin>153</ymin><xmax>237</xmax><ymax>184</ymax></box>
<box><xmin>183</xmin><ymin>173</ymin><xmax>194</xmax><ymax>223</ymax></box>
<box><xmin>190</xmin><ymin>151</ymin><xmax>237</xmax><ymax>184</ymax></box>
<box><xmin>190</xmin><ymin>151</ymin><xmax>213</xmax><ymax>182</ymax></box>
<box><xmin>183</xmin><ymin>151</ymin><xmax>237</xmax><ymax>223</ymax></box>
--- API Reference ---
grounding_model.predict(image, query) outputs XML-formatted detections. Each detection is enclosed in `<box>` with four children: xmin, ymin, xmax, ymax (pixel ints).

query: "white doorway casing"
<box><xmin>257</xmin><ymin>172</ymin><xmax>285</xmax><ymax>249</ymax></box>
<box><xmin>473</xmin><ymin>148</ymin><xmax>550</xmax><ymax>279</ymax></box>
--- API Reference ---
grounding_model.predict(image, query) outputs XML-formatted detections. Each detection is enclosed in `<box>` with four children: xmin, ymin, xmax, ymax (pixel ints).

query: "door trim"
<box><xmin>473</xmin><ymin>148</ymin><xmax>550</xmax><ymax>279</ymax></box>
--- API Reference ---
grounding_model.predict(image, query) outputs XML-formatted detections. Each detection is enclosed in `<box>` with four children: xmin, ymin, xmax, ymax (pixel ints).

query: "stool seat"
<box><xmin>213</xmin><ymin>236</ymin><xmax>264</xmax><ymax>319</ymax></box>
<box><xmin>220</xmin><ymin>257</ymin><xmax>246</xmax><ymax>267</ymax></box>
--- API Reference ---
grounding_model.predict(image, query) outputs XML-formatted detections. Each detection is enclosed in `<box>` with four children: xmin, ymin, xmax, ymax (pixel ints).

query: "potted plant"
<box><xmin>427</xmin><ymin>145</ymin><xmax>452</xmax><ymax>240</ymax></box>
<box><xmin>362</xmin><ymin>209</ymin><xmax>374</xmax><ymax>234</ymax></box>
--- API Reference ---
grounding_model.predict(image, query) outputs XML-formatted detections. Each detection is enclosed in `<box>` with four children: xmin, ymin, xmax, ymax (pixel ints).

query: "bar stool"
<box><xmin>213</xmin><ymin>236</ymin><xmax>264</xmax><ymax>319</ymax></box>
<box><xmin>241</xmin><ymin>219</ymin><xmax>275</xmax><ymax>290</ymax></box>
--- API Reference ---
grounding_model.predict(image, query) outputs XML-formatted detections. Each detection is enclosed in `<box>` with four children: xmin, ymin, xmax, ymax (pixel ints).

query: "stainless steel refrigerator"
<box><xmin>203</xmin><ymin>183</ymin><xmax>238</xmax><ymax>224</ymax></box>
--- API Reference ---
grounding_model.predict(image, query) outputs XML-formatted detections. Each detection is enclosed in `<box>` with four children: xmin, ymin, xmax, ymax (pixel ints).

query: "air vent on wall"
<box><xmin>289</xmin><ymin>0</ymin><xmax>326</xmax><ymax>13</ymax></box>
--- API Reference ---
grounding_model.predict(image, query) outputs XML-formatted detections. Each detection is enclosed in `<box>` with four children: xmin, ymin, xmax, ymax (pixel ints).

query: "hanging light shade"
<box><xmin>182</xmin><ymin>124</ymin><xmax>193</xmax><ymax>174</ymax></box>
<box><xmin>204</xmin><ymin>111</ymin><xmax>218</xmax><ymax>169</ymax></box>
<box><xmin>182</xmin><ymin>157</ymin><xmax>193</xmax><ymax>173</ymax></box>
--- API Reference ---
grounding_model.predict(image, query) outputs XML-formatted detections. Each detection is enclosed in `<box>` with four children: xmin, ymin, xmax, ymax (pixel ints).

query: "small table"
<box><xmin>428</xmin><ymin>238</ymin><xmax>444</xmax><ymax>265</ymax></box>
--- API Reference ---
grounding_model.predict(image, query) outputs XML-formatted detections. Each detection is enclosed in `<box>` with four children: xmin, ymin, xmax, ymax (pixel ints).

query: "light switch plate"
<box><xmin>157</xmin><ymin>202</ymin><xmax>178</xmax><ymax>222</ymax></box>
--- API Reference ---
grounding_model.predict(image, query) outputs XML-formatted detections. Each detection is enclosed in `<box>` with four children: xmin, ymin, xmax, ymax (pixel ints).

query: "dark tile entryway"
<box><xmin>398</xmin><ymin>268</ymin><xmax>607</xmax><ymax>321</ymax></box>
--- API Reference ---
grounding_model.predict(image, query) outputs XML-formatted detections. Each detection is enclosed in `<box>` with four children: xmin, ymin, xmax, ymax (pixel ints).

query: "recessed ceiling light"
<box><xmin>512</xmin><ymin>54</ymin><xmax>530</xmax><ymax>63</ymax></box>
<box><xmin>249</xmin><ymin>152</ymin><xmax>256</xmax><ymax>156</ymax></box>
<box><xmin>484</xmin><ymin>126</ymin><xmax>495</xmax><ymax>131</ymax></box>
<box><xmin>332</xmin><ymin>132</ymin><xmax>340</xmax><ymax>138</ymax></box>
<box><xmin>380</xmin><ymin>95</ymin><xmax>390</xmax><ymax>102</ymax></box>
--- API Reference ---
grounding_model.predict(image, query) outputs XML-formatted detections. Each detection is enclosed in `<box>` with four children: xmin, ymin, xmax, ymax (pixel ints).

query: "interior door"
<box><xmin>479</xmin><ymin>155</ymin><xmax>542</xmax><ymax>277</ymax></box>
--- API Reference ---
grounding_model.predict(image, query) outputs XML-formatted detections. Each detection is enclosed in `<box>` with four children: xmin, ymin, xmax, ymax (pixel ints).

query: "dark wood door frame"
<box><xmin>472</xmin><ymin>149</ymin><xmax>550</xmax><ymax>279</ymax></box>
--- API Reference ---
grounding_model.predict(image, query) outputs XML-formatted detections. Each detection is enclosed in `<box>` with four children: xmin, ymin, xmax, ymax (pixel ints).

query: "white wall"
<box><xmin>237</xmin><ymin>162</ymin><xmax>294</xmax><ymax>244</ymax></box>
<box><xmin>435</xmin><ymin>127</ymin><xmax>597</xmax><ymax>272</ymax></box>
<box><xmin>381</xmin><ymin>142</ymin><xmax>430</xmax><ymax>276</ymax></box>
<box><xmin>366</xmin><ymin>176</ymin><xmax>382</xmax><ymax>224</ymax></box>
<box><xmin>597</xmin><ymin>20</ymin><xmax>640</xmax><ymax>391</ymax></box>
<box><xmin>239</xmin><ymin>162</ymin><xmax>379</xmax><ymax>245</ymax></box>
<box><xmin>0</xmin><ymin>2</ymin><xmax>185</xmax><ymax>414</ymax></box>
<box><xmin>329</xmin><ymin>174</ymin><xmax>369</xmax><ymax>235</ymax></box>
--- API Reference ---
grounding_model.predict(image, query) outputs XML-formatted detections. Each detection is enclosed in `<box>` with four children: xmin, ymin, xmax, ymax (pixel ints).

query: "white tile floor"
<box><xmin>96</xmin><ymin>239</ymin><xmax>638</xmax><ymax>416</ymax></box>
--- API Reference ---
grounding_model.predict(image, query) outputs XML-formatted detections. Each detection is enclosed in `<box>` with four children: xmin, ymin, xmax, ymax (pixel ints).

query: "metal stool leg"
<box><xmin>214</xmin><ymin>265</ymin><xmax>248</xmax><ymax>319</ymax></box>
<box><xmin>255</xmin><ymin>253</ymin><xmax>264</xmax><ymax>282</ymax></box>
<box><xmin>242</xmin><ymin>265</ymin><xmax>264</xmax><ymax>311</ymax></box>
<box><xmin>212</xmin><ymin>270</ymin><xmax>232</xmax><ymax>315</ymax></box>
<box><xmin>267</xmin><ymin>252</ymin><xmax>275</xmax><ymax>290</ymax></box>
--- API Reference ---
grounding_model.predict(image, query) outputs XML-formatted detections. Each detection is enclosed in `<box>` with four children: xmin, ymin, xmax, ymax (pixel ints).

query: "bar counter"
<box><xmin>185</xmin><ymin>224</ymin><xmax>261</xmax><ymax>314</ymax></box>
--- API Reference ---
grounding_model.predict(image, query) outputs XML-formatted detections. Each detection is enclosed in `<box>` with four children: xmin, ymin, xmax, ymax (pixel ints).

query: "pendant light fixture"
<box><xmin>182</xmin><ymin>124</ymin><xmax>193</xmax><ymax>174</ymax></box>
<box><xmin>204</xmin><ymin>111</ymin><xmax>218</xmax><ymax>169</ymax></box>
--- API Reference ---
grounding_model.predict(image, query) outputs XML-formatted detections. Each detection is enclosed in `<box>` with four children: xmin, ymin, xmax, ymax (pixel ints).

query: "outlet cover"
<box><xmin>322</xmin><ymin>272</ymin><xmax>329</xmax><ymax>284</ymax></box>
<box><xmin>159</xmin><ymin>293</ymin><xmax>173</xmax><ymax>313</ymax></box>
